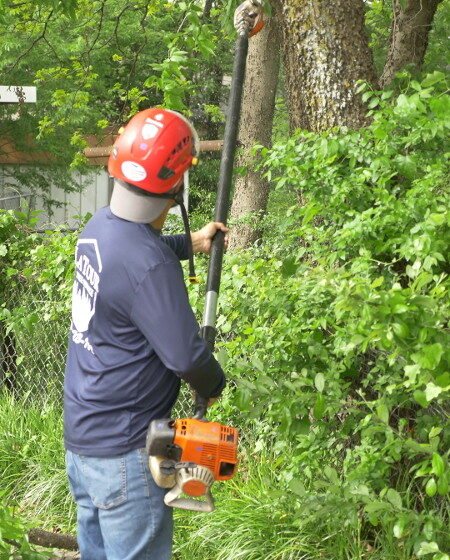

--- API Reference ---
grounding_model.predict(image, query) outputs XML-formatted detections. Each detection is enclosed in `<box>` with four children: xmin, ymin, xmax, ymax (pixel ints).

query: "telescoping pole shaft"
<box><xmin>195</xmin><ymin>1</ymin><xmax>263</xmax><ymax>419</ymax></box>
<box><xmin>201</xmin><ymin>34</ymin><xmax>248</xmax><ymax>351</ymax></box>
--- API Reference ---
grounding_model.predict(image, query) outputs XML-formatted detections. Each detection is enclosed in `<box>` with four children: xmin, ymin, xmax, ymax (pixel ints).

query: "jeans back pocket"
<box><xmin>80</xmin><ymin>455</ymin><xmax>127</xmax><ymax>509</ymax></box>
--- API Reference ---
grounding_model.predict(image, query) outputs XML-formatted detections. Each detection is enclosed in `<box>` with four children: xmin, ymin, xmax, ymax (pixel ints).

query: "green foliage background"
<box><xmin>0</xmin><ymin>0</ymin><xmax>233</xmax><ymax>206</ymax></box>
<box><xmin>0</xmin><ymin>75</ymin><xmax>449</xmax><ymax>559</ymax></box>
<box><xmin>1</xmin><ymin>0</ymin><xmax>450</xmax><ymax>557</ymax></box>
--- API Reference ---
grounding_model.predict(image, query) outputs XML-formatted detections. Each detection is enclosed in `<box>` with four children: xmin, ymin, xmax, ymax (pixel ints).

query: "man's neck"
<box><xmin>150</xmin><ymin>200</ymin><xmax>174</xmax><ymax>230</ymax></box>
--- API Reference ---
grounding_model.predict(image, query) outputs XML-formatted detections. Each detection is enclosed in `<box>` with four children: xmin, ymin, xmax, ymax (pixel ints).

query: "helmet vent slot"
<box><xmin>166</xmin><ymin>136</ymin><xmax>191</xmax><ymax>164</ymax></box>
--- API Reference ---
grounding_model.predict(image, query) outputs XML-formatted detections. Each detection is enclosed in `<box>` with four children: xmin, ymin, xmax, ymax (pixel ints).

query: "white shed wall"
<box><xmin>0</xmin><ymin>166</ymin><xmax>111</xmax><ymax>228</ymax></box>
<box><xmin>0</xmin><ymin>165</ymin><xmax>186</xmax><ymax>229</ymax></box>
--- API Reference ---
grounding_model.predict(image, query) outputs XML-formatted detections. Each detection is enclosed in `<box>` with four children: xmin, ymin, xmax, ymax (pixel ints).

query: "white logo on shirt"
<box><xmin>71</xmin><ymin>239</ymin><xmax>102</xmax><ymax>354</ymax></box>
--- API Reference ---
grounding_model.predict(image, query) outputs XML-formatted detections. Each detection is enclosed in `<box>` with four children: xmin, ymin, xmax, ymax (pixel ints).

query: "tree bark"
<box><xmin>229</xmin><ymin>8</ymin><xmax>281</xmax><ymax>250</ymax></box>
<box><xmin>274</xmin><ymin>0</ymin><xmax>377</xmax><ymax>132</ymax></box>
<box><xmin>28</xmin><ymin>528</ymin><xmax>78</xmax><ymax>551</ymax></box>
<box><xmin>380</xmin><ymin>0</ymin><xmax>443</xmax><ymax>88</ymax></box>
<box><xmin>203</xmin><ymin>0</ymin><xmax>214</xmax><ymax>20</ymax></box>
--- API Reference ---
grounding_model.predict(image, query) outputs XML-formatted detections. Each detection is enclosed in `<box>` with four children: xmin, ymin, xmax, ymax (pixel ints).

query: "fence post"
<box><xmin>0</xmin><ymin>322</ymin><xmax>17</xmax><ymax>392</ymax></box>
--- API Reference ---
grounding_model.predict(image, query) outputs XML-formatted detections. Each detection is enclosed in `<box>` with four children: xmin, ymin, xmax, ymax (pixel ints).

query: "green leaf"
<box><xmin>417</xmin><ymin>541</ymin><xmax>439</xmax><ymax>556</ymax></box>
<box><xmin>324</xmin><ymin>466</ymin><xmax>339</xmax><ymax>484</ymax></box>
<box><xmin>392</xmin><ymin>321</ymin><xmax>410</xmax><ymax>338</ymax></box>
<box><xmin>0</xmin><ymin>244</ymin><xmax>7</xmax><ymax>256</ymax></box>
<box><xmin>437</xmin><ymin>470</ymin><xmax>449</xmax><ymax>496</ymax></box>
<box><xmin>377</xmin><ymin>404</ymin><xmax>389</xmax><ymax>425</ymax></box>
<box><xmin>425</xmin><ymin>383</ymin><xmax>442</xmax><ymax>402</ymax></box>
<box><xmin>216</xmin><ymin>349</ymin><xmax>229</xmax><ymax>369</ymax></box>
<box><xmin>429</xmin><ymin>213</ymin><xmax>446</xmax><ymax>226</ymax></box>
<box><xmin>396</xmin><ymin>93</ymin><xmax>409</xmax><ymax>109</ymax></box>
<box><xmin>386</xmin><ymin>488</ymin><xmax>402</xmax><ymax>509</ymax></box>
<box><xmin>281</xmin><ymin>257</ymin><xmax>298</xmax><ymax>277</ymax></box>
<box><xmin>431</xmin><ymin>453</ymin><xmax>445</xmax><ymax>477</ymax></box>
<box><xmin>251</xmin><ymin>356</ymin><xmax>265</xmax><ymax>373</ymax></box>
<box><xmin>395</xmin><ymin>155</ymin><xmax>417</xmax><ymax>179</ymax></box>
<box><xmin>428</xmin><ymin>427</ymin><xmax>442</xmax><ymax>439</ymax></box>
<box><xmin>425</xmin><ymin>478</ymin><xmax>437</xmax><ymax>497</ymax></box>
<box><xmin>289</xmin><ymin>479</ymin><xmax>306</xmax><ymax>496</ymax></box>
<box><xmin>405</xmin><ymin>364</ymin><xmax>420</xmax><ymax>383</ymax></box>
<box><xmin>435</xmin><ymin>372</ymin><xmax>450</xmax><ymax>388</ymax></box>
<box><xmin>414</xmin><ymin>390</ymin><xmax>428</xmax><ymax>408</ymax></box>
<box><xmin>362</xmin><ymin>91</ymin><xmax>374</xmax><ymax>103</ymax></box>
<box><xmin>405</xmin><ymin>439</ymin><xmax>433</xmax><ymax>454</ymax></box>
<box><xmin>292</xmin><ymin>417</ymin><xmax>310</xmax><ymax>435</ymax></box>
<box><xmin>365</xmin><ymin>501</ymin><xmax>390</xmax><ymax>513</ymax></box>
<box><xmin>313</xmin><ymin>394</ymin><xmax>325</xmax><ymax>420</ymax></box>
<box><xmin>422</xmin><ymin>344</ymin><xmax>444</xmax><ymax>370</ymax></box>
<box><xmin>393</xmin><ymin>304</ymin><xmax>409</xmax><ymax>314</ymax></box>
<box><xmin>371</xmin><ymin>276</ymin><xmax>384</xmax><ymax>288</ymax></box>
<box><xmin>393</xmin><ymin>516</ymin><xmax>407</xmax><ymax>538</ymax></box>
<box><xmin>437</xmin><ymin>475</ymin><xmax>449</xmax><ymax>496</ymax></box>
<box><xmin>421</xmin><ymin>71</ymin><xmax>446</xmax><ymax>88</ymax></box>
<box><xmin>314</xmin><ymin>372</ymin><xmax>325</xmax><ymax>393</ymax></box>
<box><xmin>235</xmin><ymin>387</ymin><xmax>252</xmax><ymax>411</ymax></box>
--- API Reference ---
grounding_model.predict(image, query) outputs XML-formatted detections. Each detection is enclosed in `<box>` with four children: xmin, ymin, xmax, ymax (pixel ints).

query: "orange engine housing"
<box><xmin>173</xmin><ymin>418</ymin><xmax>238</xmax><ymax>481</ymax></box>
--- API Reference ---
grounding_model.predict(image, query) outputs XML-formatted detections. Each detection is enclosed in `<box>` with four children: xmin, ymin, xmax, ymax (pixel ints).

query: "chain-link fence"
<box><xmin>0</xmin><ymin>231</ymin><xmax>199</xmax><ymax>417</ymax></box>
<box><xmin>0</xmin><ymin>192</ymin><xmax>34</xmax><ymax>213</ymax></box>
<box><xmin>0</xmin><ymin>279</ymin><xmax>68</xmax><ymax>402</ymax></box>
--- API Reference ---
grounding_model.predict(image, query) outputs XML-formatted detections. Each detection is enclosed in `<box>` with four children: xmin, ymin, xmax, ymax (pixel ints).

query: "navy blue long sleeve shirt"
<box><xmin>64</xmin><ymin>207</ymin><xmax>225</xmax><ymax>456</ymax></box>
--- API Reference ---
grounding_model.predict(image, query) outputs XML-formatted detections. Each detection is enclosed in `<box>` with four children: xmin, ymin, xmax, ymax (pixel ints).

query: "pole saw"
<box><xmin>145</xmin><ymin>0</ymin><xmax>264</xmax><ymax>513</ymax></box>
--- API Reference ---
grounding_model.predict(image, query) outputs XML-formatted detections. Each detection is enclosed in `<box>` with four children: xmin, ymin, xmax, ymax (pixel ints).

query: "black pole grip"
<box><xmin>193</xmin><ymin>394</ymin><xmax>208</xmax><ymax>419</ymax></box>
<box><xmin>200</xmin><ymin>325</ymin><xmax>217</xmax><ymax>351</ymax></box>
<box><xmin>206</xmin><ymin>232</ymin><xmax>225</xmax><ymax>295</ymax></box>
<box><xmin>214</xmin><ymin>34</ymin><xmax>249</xmax><ymax>225</ymax></box>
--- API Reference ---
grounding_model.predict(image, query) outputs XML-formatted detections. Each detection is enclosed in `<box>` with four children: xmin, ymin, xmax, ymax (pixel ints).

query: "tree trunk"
<box><xmin>203</xmin><ymin>0</ymin><xmax>214</xmax><ymax>20</ymax></box>
<box><xmin>380</xmin><ymin>0</ymin><xmax>443</xmax><ymax>88</ymax></box>
<box><xmin>229</xmin><ymin>9</ymin><xmax>280</xmax><ymax>250</ymax></box>
<box><xmin>275</xmin><ymin>0</ymin><xmax>378</xmax><ymax>132</ymax></box>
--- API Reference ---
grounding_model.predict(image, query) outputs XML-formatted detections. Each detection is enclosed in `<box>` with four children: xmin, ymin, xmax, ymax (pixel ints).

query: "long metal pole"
<box><xmin>194</xmin><ymin>1</ymin><xmax>262</xmax><ymax>419</ymax></box>
<box><xmin>201</xmin><ymin>34</ymin><xmax>249</xmax><ymax>351</ymax></box>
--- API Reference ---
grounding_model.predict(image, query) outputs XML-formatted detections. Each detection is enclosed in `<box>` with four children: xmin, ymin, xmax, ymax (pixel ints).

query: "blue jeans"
<box><xmin>66</xmin><ymin>449</ymin><xmax>173</xmax><ymax>560</ymax></box>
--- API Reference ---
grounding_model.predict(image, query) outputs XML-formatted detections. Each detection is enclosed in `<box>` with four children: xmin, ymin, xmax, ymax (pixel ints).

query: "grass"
<box><xmin>174</xmin><ymin>450</ymin><xmax>372</xmax><ymax>560</ymax></box>
<box><xmin>0</xmin><ymin>391</ymin><xmax>76</xmax><ymax>531</ymax></box>
<box><xmin>0</xmin><ymin>391</ymin><xmax>447</xmax><ymax>559</ymax></box>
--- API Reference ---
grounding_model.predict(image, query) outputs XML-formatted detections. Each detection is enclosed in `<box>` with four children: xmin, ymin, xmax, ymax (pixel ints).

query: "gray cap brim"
<box><xmin>110</xmin><ymin>179</ymin><xmax>168</xmax><ymax>223</ymax></box>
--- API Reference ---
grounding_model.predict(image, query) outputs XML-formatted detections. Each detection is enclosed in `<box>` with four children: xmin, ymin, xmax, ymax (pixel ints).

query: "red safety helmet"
<box><xmin>108</xmin><ymin>108</ymin><xmax>199</xmax><ymax>194</ymax></box>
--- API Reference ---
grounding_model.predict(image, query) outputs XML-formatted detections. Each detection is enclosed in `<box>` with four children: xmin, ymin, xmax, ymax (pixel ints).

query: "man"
<box><xmin>64</xmin><ymin>108</ymin><xmax>227</xmax><ymax>560</ymax></box>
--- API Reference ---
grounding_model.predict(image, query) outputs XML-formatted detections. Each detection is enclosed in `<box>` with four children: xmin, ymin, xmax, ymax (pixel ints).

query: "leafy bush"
<box><xmin>0</xmin><ymin>72</ymin><xmax>449</xmax><ymax>559</ymax></box>
<box><xmin>191</xmin><ymin>73</ymin><xmax>449</xmax><ymax>558</ymax></box>
<box><xmin>0</xmin><ymin>494</ymin><xmax>49</xmax><ymax>559</ymax></box>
